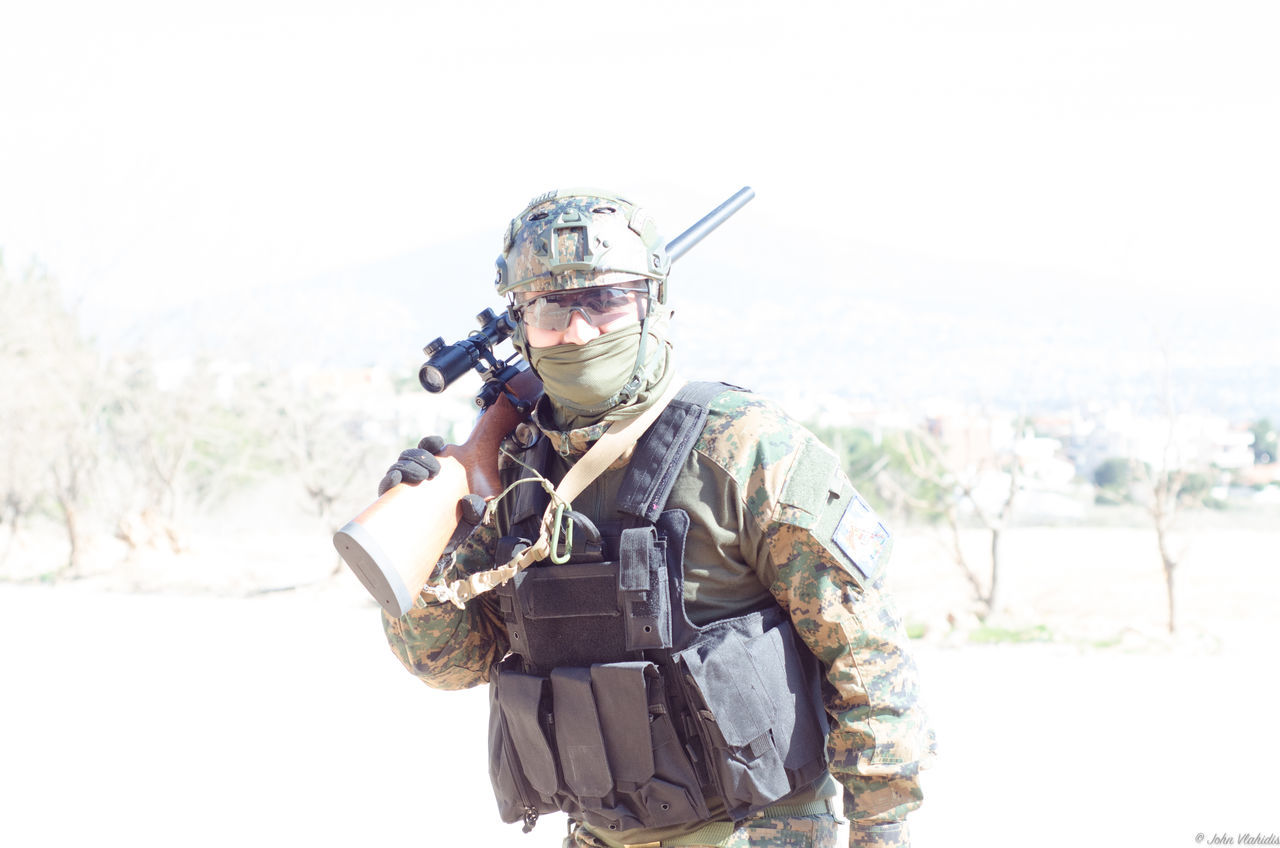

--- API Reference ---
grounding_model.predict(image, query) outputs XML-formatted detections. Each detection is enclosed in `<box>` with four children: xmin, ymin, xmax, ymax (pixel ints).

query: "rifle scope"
<box><xmin>419</xmin><ymin>308</ymin><xmax>515</xmax><ymax>394</ymax></box>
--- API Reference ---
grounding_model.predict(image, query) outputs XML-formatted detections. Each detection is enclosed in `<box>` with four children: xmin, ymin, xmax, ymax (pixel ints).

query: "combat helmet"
<box><xmin>496</xmin><ymin>189</ymin><xmax>669</xmax><ymax>301</ymax></box>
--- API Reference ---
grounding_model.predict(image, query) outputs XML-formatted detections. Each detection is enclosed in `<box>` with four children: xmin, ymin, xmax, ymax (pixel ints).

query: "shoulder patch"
<box><xmin>776</xmin><ymin>437</ymin><xmax>841</xmax><ymax>529</ymax></box>
<box><xmin>832</xmin><ymin>490</ymin><xmax>892</xmax><ymax>582</ymax></box>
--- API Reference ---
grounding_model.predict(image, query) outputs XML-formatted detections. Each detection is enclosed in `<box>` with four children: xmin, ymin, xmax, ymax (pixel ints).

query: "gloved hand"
<box><xmin>378</xmin><ymin>435</ymin><xmax>446</xmax><ymax>496</ymax></box>
<box><xmin>444</xmin><ymin>493</ymin><xmax>488</xmax><ymax>554</ymax></box>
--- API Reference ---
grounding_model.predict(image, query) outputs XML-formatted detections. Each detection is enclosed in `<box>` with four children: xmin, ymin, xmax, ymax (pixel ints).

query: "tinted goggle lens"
<box><xmin>516</xmin><ymin>286</ymin><xmax>648</xmax><ymax>331</ymax></box>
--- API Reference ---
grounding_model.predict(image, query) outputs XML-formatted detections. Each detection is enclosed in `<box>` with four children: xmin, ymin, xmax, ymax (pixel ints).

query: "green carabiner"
<box><xmin>548</xmin><ymin>503</ymin><xmax>573</xmax><ymax>564</ymax></box>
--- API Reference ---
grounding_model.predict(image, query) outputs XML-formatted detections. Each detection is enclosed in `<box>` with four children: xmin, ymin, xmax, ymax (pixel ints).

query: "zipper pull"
<box><xmin>522</xmin><ymin>805</ymin><xmax>539</xmax><ymax>833</ymax></box>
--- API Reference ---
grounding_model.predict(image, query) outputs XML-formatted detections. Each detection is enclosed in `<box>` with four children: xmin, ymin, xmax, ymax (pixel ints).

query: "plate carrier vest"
<box><xmin>488</xmin><ymin>383</ymin><xmax>830</xmax><ymax>835</ymax></box>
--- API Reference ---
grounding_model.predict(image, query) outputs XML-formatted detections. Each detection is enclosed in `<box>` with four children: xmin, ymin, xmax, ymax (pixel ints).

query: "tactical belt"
<box><xmin>599</xmin><ymin>799</ymin><xmax>838</xmax><ymax>848</ymax></box>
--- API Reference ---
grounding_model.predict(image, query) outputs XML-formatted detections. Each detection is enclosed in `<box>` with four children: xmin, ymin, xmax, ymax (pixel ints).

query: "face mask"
<box><xmin>529</xmin><ymin>323</ymin><xmax>644</xmax><ymax>413</ymax></box>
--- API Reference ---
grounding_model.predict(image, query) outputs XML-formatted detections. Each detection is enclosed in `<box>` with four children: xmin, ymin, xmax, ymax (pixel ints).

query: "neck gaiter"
<box><xmin>525</xmin><ymin>311</ymin><xmax>675</xmax><ymax>431</ymax></box>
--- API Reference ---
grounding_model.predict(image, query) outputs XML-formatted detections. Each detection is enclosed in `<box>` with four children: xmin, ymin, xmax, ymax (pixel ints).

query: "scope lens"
<box><xmin>420</xmin><ymin>364</ymin><xmax>446</xmax><ymax>393</ymax></box>
<box><xmin>418</xmin><ymin>339</ymin><xmax>482</xmax><ymax>393</ymax></box>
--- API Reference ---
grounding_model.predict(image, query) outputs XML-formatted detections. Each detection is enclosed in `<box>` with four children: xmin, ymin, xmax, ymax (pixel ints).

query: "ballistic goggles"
<box><xmin>513</xmin><ymin>283</ymin><xmax>649</xmax><ymax>332</ymax></box>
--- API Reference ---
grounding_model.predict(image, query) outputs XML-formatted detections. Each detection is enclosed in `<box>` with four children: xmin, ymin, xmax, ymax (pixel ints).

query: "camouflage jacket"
<box><xmin>383</xmin><ymin>388</ymin><xmax>933</xmax><ymax>847</ymax></box>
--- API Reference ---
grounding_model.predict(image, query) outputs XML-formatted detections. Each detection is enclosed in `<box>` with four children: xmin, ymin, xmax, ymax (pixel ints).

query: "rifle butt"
<box><xmin>333</xmin><ymin>368</ymin><xmax>540</xmax><ymax>617</ymax></box>
<box><xmin>333</xmin><ymin>456</ymin><xmax>469</xmax><ymax>618</ymax></box>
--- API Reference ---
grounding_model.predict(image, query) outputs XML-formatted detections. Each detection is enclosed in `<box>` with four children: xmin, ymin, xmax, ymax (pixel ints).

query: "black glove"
<box><xmin>377</xmin><ymin>435</ymin><xmax>446</xmax><ymax>496</ymax></box>
<box><xmin>458</xmin><ymin>493</ymin><xmax>486</xmax><ymax>527</ymax></box>
<box><xmin>442</xmin><ymin>493</ymin><xmax>489</xmax><ymax>555</ymax></box>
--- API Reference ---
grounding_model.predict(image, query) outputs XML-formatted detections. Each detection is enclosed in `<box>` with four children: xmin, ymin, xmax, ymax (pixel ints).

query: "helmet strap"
<box><xmin>611</xmin><ymin>281</ymin><xmax>657</xmax><ymax>407</ymax></box>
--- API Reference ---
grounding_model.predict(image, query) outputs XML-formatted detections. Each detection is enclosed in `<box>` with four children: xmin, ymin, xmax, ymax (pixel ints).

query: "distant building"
<box><xmin>1069</xmin><ymin>405</ymin><xmax>1256</xmax><ymax>478</ymax></box>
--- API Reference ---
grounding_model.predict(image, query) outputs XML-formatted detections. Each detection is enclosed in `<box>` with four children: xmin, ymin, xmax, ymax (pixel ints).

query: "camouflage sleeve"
<box><xmin>699</xmin><ymin>392</ymin><xmax>933</xmax><ymax>848</ymax></box>
<box><xmin>771</xmin><ymin>551</ymin><xmax>931</xmax><ymax>847</ymax></box>
<box><xmin>381</xmin><ymin>519</ymin><xmax>511</xmax><ymax>691</ymax></box>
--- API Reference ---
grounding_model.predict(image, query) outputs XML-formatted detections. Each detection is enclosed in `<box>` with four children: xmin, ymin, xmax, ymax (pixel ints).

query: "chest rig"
<box><xmin>488</xmin><ymin>383</ymin><xmax>830</xmax><ymax>836</ymax></box>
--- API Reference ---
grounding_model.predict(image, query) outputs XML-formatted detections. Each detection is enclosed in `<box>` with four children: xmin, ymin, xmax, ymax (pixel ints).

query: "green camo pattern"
<box><xmin>565</xmin><ymin>814</ymin><xmax>842</xmax><ymax>847</ymax></box>
<box><xmin>694</xmin><ymin>391</ymin><xmax>933</xmax><ymax>841</ymax></box>
<box><xmin>496</xmin><ymin>189</ymin><xmax>668</xmax><ymax>297</ymax></box>
<box><xmin>382</xmin><ymin>519</ymin><xmax>508</xmax><ymax>690</ymax></box>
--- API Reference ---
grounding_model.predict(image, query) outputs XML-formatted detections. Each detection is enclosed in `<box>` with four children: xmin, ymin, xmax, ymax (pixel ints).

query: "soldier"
<box><xmin>379</xmin><ymin>189</ymin><xmax>933</xmax><ymax>848</ymax></box>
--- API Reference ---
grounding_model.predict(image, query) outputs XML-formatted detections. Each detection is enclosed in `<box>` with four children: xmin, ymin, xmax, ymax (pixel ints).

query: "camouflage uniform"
<box><xmin>566</xmin><ymin>811</ymin><xmax>841</xmax><ymax>847</ymax></box>
<box><xmin>384</xmin><ymin>390</ymin><xmax>933</xmax><ymax>848</ymax></box>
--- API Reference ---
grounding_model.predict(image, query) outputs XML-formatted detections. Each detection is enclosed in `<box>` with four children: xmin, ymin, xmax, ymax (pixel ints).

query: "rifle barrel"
<box><xmin>664</xmin><ymin>186</ymin><xmax>755</xmax><ymax>264</ymax></box>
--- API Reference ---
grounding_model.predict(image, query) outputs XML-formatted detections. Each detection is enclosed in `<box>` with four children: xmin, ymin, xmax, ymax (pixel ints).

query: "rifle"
<box><xmin>333</xmin><ymin>187</ymin><xmax>755</xmax><ymax>617</ymax></box>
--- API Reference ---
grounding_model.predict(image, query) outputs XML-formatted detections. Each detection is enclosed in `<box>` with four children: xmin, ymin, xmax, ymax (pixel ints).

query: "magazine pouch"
<box><xmin>488</xmin><ymin>663</ymin><xmax>558</xmax><ymax>824</ymax></box>
<box><xmin>491</xmin><ymin>658</ymin><xmax>708</xmax><ymax>832</ymax></box>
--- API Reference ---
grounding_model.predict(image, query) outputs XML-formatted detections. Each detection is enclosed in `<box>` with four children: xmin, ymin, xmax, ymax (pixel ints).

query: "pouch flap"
<box><xmin>494</xmin><ymin>667</ymin><xmax>560</xmax><ymax>796</ymax></box>
<box><xmin>680</xmin><ymin>633</ymin><xmax>774</xmax><ymax>749</ymax></box>
<box><xmin>590</xmin><ymin>662</ymin><xmax>656</xmax><ymax>790</ymax></box>
<box><xmin>618</xmin><ymin>526</ymin><xmax>656</xmax><ymax>592</ymax></box>
<box><xmin>551</xmin><ymin>667</ymin><xmax>614</xmax><ymax>798</ymax></box>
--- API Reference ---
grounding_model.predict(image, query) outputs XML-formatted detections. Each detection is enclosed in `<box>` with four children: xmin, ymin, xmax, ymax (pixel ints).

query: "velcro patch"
<box><xmin>832</xmin><ymin>491</ymin><xmax>891</xmax><ymax>581</ymax></box>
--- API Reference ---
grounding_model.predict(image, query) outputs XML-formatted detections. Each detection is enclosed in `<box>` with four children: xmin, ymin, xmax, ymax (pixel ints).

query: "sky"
<box><xmin>2</xmin><ymin>1</ymin><xmax>1278</xmax><ymax>361</ymax></box>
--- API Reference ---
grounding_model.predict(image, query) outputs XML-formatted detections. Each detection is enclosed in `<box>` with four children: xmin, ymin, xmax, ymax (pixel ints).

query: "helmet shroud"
<box><xmin>496</xmin><ymin>189</ymin><xmax>668</xmax><ymax>301</ymax></box>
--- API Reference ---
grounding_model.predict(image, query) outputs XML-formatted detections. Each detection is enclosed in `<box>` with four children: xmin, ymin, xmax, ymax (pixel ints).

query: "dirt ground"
<box><xmin>2</xmin><ymin>514</ymin><xmax>1277</xmax><ymax>847</ymax></box>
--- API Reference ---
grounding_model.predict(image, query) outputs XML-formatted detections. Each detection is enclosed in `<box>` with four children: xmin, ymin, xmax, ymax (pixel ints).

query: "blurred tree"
<box><xmin>104</xmin><ymin>355</ymin><xmax>277</xmax><ymax>553</ymax></box>
<box><xmin>0</xmin><ymin>262</ymin><xmax>45</xmax><ymax>563</ymax></box>
<box><xmin>1</xmin><ymin>256</ymin><xmax>408</xmax><ymax>584</ymax></box>
<box><xmin>879</xmin><ymin>418</ymin><xmax>1023</xmax><ymax>621</ymax></box>
<box><xmin>0</xmin><ymin>259</ymin><xmax>105</xmax><ymax>575</ymax></box>
<box><xmin>1092</xmin><ymin>457</ymin><xmax>1134</xmax><ymax>504</ymax></box>
<box><xmin>1130</xmin><ymin>454</ymin><xmax>1184</xmax><ymax>635</ymax></box>
<box><xmin>1092</xmin><ymin>457</ymin><xmax>1132</xmax><ymax>491</ymax></box>
<box><xmin>1177</xmin><ymin>471</ymin><xmax>1214</xmax><ymax>505</ymax></box>
<box><xmin>1250</xmin><ymin>418</ymin><xmax>1276</xmax><ymax>465</ymax></box>
<box><xmin>257</xmin><ymin>370</ymin><xmax>387</xmax><ymax>576</ymax></box>
<box><xmin>1130</xmin><ymin>346</ymin><xmax>1213</xmax><ymax>635</ymax></box>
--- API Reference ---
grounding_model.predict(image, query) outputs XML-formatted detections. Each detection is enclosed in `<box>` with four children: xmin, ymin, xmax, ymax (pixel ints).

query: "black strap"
<box><xmin>615</xmin><ymin>381</ymin><xmax>737</xmax><ymax>523</ymax></box>
<box><xmin>508</xmin><ymin>437</ymin><xmax>552</xmax><ymax>528</ymax></box>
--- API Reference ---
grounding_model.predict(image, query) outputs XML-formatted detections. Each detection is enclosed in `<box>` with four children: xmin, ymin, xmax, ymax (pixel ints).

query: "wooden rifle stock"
<box><xmin>333</xmin><ymin>369</ymin><xmax>542</xmax><ymax>617</ymax></box>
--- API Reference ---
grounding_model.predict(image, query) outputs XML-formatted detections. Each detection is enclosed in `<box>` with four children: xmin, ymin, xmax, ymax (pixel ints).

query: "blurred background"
<box><xmin>2</xmin><ymin>2</ymin><xmax>1277</xmax><ymax>846</ymax></box>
